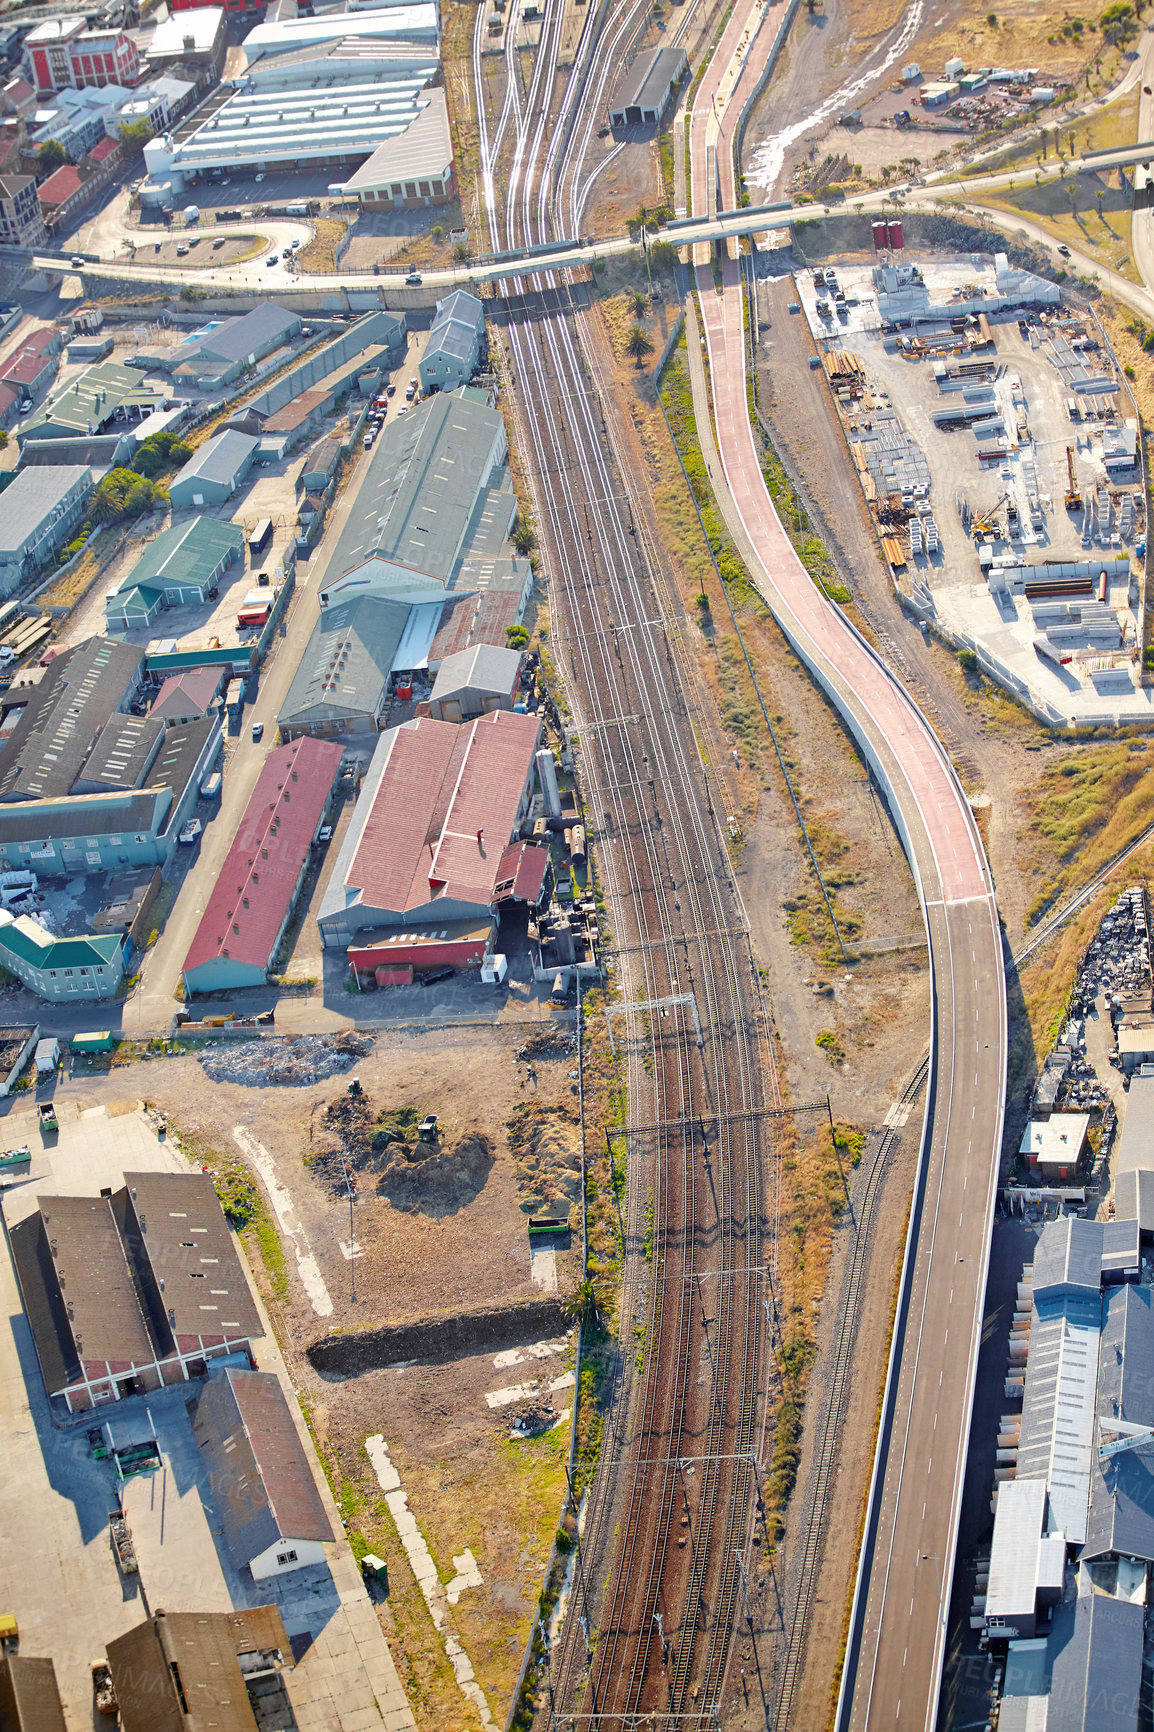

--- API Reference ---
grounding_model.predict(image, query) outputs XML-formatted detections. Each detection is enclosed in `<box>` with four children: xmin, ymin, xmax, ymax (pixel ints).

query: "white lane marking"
<box><xmin>233</xmin><ymin>1125</ymin><xmax>332</xmax><ymax>1317</ymax></box>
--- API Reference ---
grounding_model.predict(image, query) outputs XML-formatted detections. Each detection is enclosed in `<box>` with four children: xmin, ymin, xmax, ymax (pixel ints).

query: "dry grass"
<box><xmin>296</xmin><ymin>218</ymin><xmax>350</xmax><ymax>275</ymax></box>
<box><xmin>1023</xmin><ymin>740</ymin><xmax>1154</xmax><ymax>926</ymax></box>
<box><xmin>912</xmin><ymin>3</ymin><xmax>1121</xmax><ymax>95</ymax></box>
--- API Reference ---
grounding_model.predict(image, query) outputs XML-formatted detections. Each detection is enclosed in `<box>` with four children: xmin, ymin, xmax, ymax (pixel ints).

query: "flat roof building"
<box><xmin>136</xmin><ymin>304</ymin><xmax>302</xmax><ymax>388</ymax></box>
<box><xmin>169</xmin><ymin>429</ymin><xmax>259</xmax><ymax>509</ymax></box>
<box><xmin>105</xmin><ymin>518</ymin><xmax>243</xmax><ymax>632</ymax></box>
<box><xmin>182</xmin><ymin>736</ymin><xmax>343</xmax><ymax>993</ymax></box>
<box><xmin>193</xmin><ymin>1367</ymin><xmax>334</xmax><ymax>1578</ymax></box>
<box><xmin>0</xmin><ymin>1655</ymin><xmax>67</xmax><ymax>1731</ymax></box>
<box><xmin>608</xmin><ymin>45</ymin><xmax>687</xmax><ymax>127</ymax></box>
<box><xmin>318</xmin><ymin>709</ymin><xmax>541</xmax><ymax>950</ymax></box>
<box><xmin>1019</xmin><ymin>1112</ymin><xmax>1090</xmax><ymax>1178</ymax></box>
<box><xmin>9</xmin><ymin>1170</ymin><xmax>263</xmax><ymax>1413</ymax></box>
<box><xmin>0</xmin><ymin>465</ymin><xmax>92</xmax><ymax>592</ymax></box>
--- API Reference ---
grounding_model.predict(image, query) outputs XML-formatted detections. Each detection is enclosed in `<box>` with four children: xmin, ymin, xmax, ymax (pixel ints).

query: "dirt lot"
<box><xmin>52</xmin><ymin>1024</ymin><xmax>584</xmax><ymax>1730</ymax></box>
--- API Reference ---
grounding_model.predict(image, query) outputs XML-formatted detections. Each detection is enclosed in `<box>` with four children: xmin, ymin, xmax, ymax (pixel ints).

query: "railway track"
<box><xmin>770</xmin><ymin>1057</ymin><xmax>929</xmax><ymax>1731</ymax></box>
<box><xmin>470</xmin><ymin>2</ymin><xmax>777</xmax><ymax>1724</ymax></box>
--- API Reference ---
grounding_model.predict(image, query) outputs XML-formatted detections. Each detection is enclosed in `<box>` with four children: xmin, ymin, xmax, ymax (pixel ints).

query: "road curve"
<box><xmin>685</xmin><ymin>8</ymin><xmax>1008</xmax><ymax>1725</ymax></box>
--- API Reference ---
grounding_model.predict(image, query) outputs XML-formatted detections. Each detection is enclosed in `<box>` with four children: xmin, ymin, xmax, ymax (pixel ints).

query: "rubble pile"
<box><xmin>517</xmin><ymin>1031</ymin><xmax>578</xmax><ymax>1062</ymax></box>
<box><xmin>199</xmin><ymin>1032</ymin><xmax>370</xmax><ymax>1087</ymax></box>
<box><xmin>1070</xmin><ymin>886</ymin><xmax>1150</xmax><ymax>1018</ymax></box>
<box><xmin>309</xmin><ymin>1091</ymin><xmax>376</xmax><ymax>1194</ymax></box>
<box><xmin>510</xmin><ymin>1398</ymin><xmax>558</xmax><ymax>1438</ymax></box>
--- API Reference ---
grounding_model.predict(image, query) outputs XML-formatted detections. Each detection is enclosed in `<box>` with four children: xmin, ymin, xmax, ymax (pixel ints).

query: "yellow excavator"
<box><xmin>972</xmin><ymin>492</ymin><xmax>1009</xmax><ymax>538</ymax></box>
<box><xmin>1064</xmin><ymin>446</ymin><xmax>1082</xmax><ymax>511</ymax></box>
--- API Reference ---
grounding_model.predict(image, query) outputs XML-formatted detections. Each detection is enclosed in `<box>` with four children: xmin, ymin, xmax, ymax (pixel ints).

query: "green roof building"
<box><xmin>0</xmin><ymin>909</ymin><xmax>125</xmax><ymax>1002</ymax></box>
<box><xmin>105</xmin><ymin>518</ymin><xmax>244</xmax><ymax>632</ymax></box>
<box><xmin>18</xmin><ymin>359</ymin><xmax>163</xmax><ymax>448</ymax></box>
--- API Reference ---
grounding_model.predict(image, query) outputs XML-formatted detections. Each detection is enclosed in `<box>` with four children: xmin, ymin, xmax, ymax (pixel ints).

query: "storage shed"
<box><xmin>192</xmin><ymin>1366</ymin><xmax>334</xmax><ymax>1579</ymax></box>
<box><xmin>608</xmin><ymin>45</ymin><xmax>687</xmax><ymax>127</ymax></box>
<box><xmin>428</xmin><ymin>643</ymin><xmax>521</xmax><ymax>722</ymax></box>
<box><xmin>418</xmin><ymin>290</ymin><xmax>485</xmax><ymax>395</ymax></box>
<box><xmin>168</xmin><ymin>429</ymin><xmax>259</xmax><ymax>509</ymax></box>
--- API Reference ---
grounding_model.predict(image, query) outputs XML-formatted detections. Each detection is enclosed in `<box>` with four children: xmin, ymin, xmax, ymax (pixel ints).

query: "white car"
<box><xmin>178</xmin><ymin>818</ymin><xmax>202</xmax><ymax>846</ymax></box>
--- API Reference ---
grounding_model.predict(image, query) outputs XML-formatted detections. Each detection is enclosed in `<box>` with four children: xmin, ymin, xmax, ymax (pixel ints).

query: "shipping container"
<box><xmin>248</xmin><ymin>518</ymin><xmax>273</xmax><ymax>559</ymax></box>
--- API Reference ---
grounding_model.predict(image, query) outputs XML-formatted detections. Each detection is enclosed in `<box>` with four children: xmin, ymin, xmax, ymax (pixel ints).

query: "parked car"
<box><xmin>386</xmin><ymin>382</ymin><xmax>396</xmax><ymax>397</ymax></box>
<box><xmin>364</xmin><ymin>430</ymin><xmax>374</xmax><ymax>449</ymax></box>
<box><xmin>1057</xmin><ymin>243</ymin><xmax>1071</xmax><ymax>257</ymax></box>
<box><xmin>178</xmin><ymin>818</ymin><xmax>202</xmax><ymax>846</ymax></box>
<box><xmin>212</xmin><ymin>237</ymin><xmax>226</xmax><ymax>248</ymax></box>
<box><xmin>255</xmin><ymin>172</ymin><xmax>266</xmax><ymax>182</ymax></box>
<box><xmin>266</xmin><ymin>254</ymin><xmax>278</xmax><ymax>267</ymax></box>
<box><xmin>251</xmin><ymin>720</ymin><xmax>264</xmax><ymax>742</ymax></box>
<box><xmin>316</xmin><ymin>825</ymin><xmax>333</xmax><ymax>843</ymax></box>
<box><xmin>17</xmin><ymin>398</ymin><xmax>31</xmax><ymax>415</ymax></box>
<box><xmin>176</xmin><ymin>244</ymin><xmax>189</xmax><ymax>256</ymax></box>
<box><xmin>291</xmin><ymin>237</ymin><xmax>301</xmax><ymax>249</ymax></box>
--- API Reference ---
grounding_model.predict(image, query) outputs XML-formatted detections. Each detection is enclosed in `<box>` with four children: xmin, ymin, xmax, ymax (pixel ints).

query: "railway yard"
<box><xmin>4</xmin><ymin>0</ymin><xmax>1154</xmax><ymax>1722</ymax></box>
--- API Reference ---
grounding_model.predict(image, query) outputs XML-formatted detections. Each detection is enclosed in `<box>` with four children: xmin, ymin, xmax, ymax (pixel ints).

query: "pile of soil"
<box><xmin>309</xmin><ymin>1090</ymin><xmax>375</xmax><ymax>1195</ymax></box>
<box><xmin>507</xmin><ymin>1101</ymin><xmax>583</xmax><ymax>1213</ymax></box>
<box><xmin>517</xmin><ymin>1031</ymin><xmax>578</xmax><ymax>1062</ymax></box>
<box><xmin>374</xmin><ymin>1130</ymin><xmax>496</xmax><ymax>1216</ymax></box>
<box><xmin>200</xmin><ymin>1032</ymin><xmax>370</xmax><ymax>1086</ymax></box>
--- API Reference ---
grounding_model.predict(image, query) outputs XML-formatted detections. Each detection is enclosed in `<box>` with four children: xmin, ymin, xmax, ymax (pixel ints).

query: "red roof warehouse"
<box><xmin>182</xmin><ymin>736</ymin><xmax>342</xmax><ymax>994</ymax></box>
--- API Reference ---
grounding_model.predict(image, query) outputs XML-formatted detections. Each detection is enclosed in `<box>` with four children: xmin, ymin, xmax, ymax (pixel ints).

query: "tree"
<box><xmin>1100</xmin><ymin>0</ymin><xmax>1138</xmax><ymax>42</ymax></box>
<box><xmin>506</xmin><ymin>624</ymin><xmax>529</xmax><ymax>648</ymax></box>
<box><xmin>117</xmin><ymin>117</ymin><xmax>154</xmax><ymax>149</ymax></box>
<box><xmin>649</xmin><ymin>240</ymin><xmax>677</xmax><ymax>273</ymax></box>
<box><xmin>626</xmin><ymin>324</ymin><xmax>654</xmax><ymax>367</ymax></box>
<box><xmin>36</xmin><ymin>140</ymin><xmax>66</xmax><ymax>173</ymax></box>
<box><xmin>512</xmin><ymin>517</ymin><xmax>536</xmax><ymax>556</ymax></box>
<box><xmin>627</xmin><ymin>288</ymin><xmax>648</xmax><ymax>316</ymax></box>
<box><xmin>90</xmin><ymin>468</ymin><xmax>166</xmax><ymax>524</ymax></box>
<box><xmin>453</xmin><ymin>242</ymin><xmax>469</xmax><ymax>262</ymax></box>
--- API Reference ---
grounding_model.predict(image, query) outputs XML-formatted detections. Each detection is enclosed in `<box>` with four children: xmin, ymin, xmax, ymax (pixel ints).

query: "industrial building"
<box><xmin>181</xmin><ymin>735</ymin><xmax>343</xmax><ymax>994</ymax></box>
<box><xmin>1018</xmin><ymin>1111</ymin><xmax>1089</xmax><ymax>1181</ymax></box>
<box><xmin>168</xmin><ymin>428</ymin><xmax>258</xmax><ymax>508</ymax></box>
<box><xmin>317</xmin><ymin>709</ymin><xmax>541</xmax><ymax>951</ymax></box>
<box><xmin>18</xmin><ymin>359</ymin><xmax>163</xmax><ymax>448</ymax></box>
<box><xmin>278</xmin><ymin>592</ymin><xmax>421</xmax><ymax>737</ymax></box>
<box><xmin>428</xmin><ymin>643</ymin><xmax>521</xmax><ymax>721</ymax></box>
<box><xmin>9</xmin><ymin>1169</ymin><xmax>264</xmax><ymax>1412</ymax></box>
<box><xmin>132</xmin><ymin>302</ymin><xmax>302</xmax><ymax>390</ymax></box>
<box><xmin>0</xmin><ymin>464</ymin><xmax>92</xmax><ymax>591</ymax></box>
<box><xmin>608</xmin><ymin>45</ymin><xmax>687</xmax><ymax>127</ymax></box>
<box><xmin>142</xmin><ymin>5</ymin><xmax>229</xmax><ymax>77</ymax></box>
<box><xmin>143</xmin><ymin>9</ymin><xmax>442</xmax><ymax>191</ymax></box>
<box><xmin>982</xmin><ymin>1211</ymin><xmax>1153</xmax><ymax>1732</ymax></box>
<box><xmin>0</xmin><ymin>910</ymin><xmax>126</xmax><ymax>1000</ymax></box>
<box><xmin>23</xmin><ymin>16</ymin><xmax>140</xmax><ymax>95</ymax></box>
<box><xmin>0</xmin><ymin>1655</ymin><xmax>66</xmax><ymax>1731</ymax></box>
<box><xmin>105</xmin><ymin>517</ymin><xmax>244</xmax><ymax>632</ymax></box>
<box><xmin>0</xmin><ymin>638</ymin><xmax>218</xmax><ymax>870</ymax></box>
<box><xmin>323</xmin><ymin>390</ymin><xmax>510</xmax><ymax>593</ymax></box>
<box><xmin>192</xmin><ymin>1367</ymin><xmax>334</xmax><ymax>1578</ymax></box>
<box><xmin>150</xmin><ymin>664</ymin><xmax>223</xmax><ymax>724</ymax></box>
<box><xmin>418</xmin><ymin>289</ymin><xmax>485</xmax><ymax>395</ymax></box>
<box><xmin>108</xmin><ymin>1607</ymin><xmax>292</xmax><ymax>1732</ymax></box>
<box><xmin>103</xmin><ymin>72</ymin><xmax>195</xmax><ymax>140</ymax></box>
<box><xmin>340</xmin><ymin>84</ymin><xmax>455</xmax><ymax>209</ymax></box>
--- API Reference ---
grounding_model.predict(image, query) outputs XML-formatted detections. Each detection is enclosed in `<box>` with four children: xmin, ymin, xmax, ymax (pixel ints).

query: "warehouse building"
<box><xmin>182</xmin><ymin>736</ymin><xmax>343</xmax><ymax>994</ymax></box>
<box><xmin>169</xmin><ymin>428</ymin><xmax>258</xmax><ymax>508</ymax></box>
<box><xmin>105</xmin><ymin>517</ymin><xmax>243</xmax><ymax>632</ymax></box>
<box><xmin>322</xmin><ymin>391</ymin><xmax>510</xmax><ymax>594</ymax></box>
<box><xmin>0</xmin><ymin>465</ymin><xmax>92</xmax><ymax>591</ymax></box>
<box><xmin>143</xmin><ymin>6</ymin><xmax>229</xmax><ymax>77</ymax></box>
<box><xmin>0</xmin><ymin>637</ymin><xmax>146</xmax><ymax>803</ymax></box>
<box><xmin>983</xmin><ymin>1211</ymin><xmax>1152</xmax><ymax>1732</ymax></box>
<box><xmin>108</xmin><ymin>1607</ymin><xmax>292</xmax><ymax>1732</ymax></box>
<box><xmin>9</xmin><ymin>1170</ymin><xmax>264</xmax><ymax>1413</ymax></box>
<box><xmin>418</xmin><ymin>288</ymin><xmax>484</xmax><ymax>394</ymax></box>
<box><xmin>193</xmin><ymin>1367</ymin><xmax>334</xmax><ymax>1578</ymax></box>
<box><xmin>0</xmin><ymin>910</ymin><xmax>126</xmax><ymax>1000</ymax></box>
<box><xmin>0</xmin><ymin>1656</ymin><xmax>66</xmax><ymax>1732</ymax></box>
<box><xmin>132</xmin><ymin>303</ymin><xmax>302</xmax><ymax>389</ymax></box>
<box><xmin>318</xmin><ymin>710</ymin><xmax>541</xmax><ymax>950</ymax></box>
<box><xmin>278</xmin><ymin>593</ymin><xmax>418</xmax><ymax>738</ymax></box>
<box><xmin>340</xmin><ymin>85</ymin><xmax>455</xmax><ymax>209</ymax></box>
<box><xmin>245</xmin><ymin>309</ymin><xmax>405</xmax><ymax>420</ymax></box>
<box><xmin>18</xmin><ymin>359</ymin><xmax>162</xmax><ymax>449</ymax></box>
<box><xmin>143</xmin><ymin>12</ymin><xmax>442</xmax><ymax>191</ymax></box>
<box><xmin>151</xmin><ymin>664</ymin><xmax>223</xmax><ymax>725</ymax></box>
<box><xmin>429</xmin><ymin>643</ymin><xmax>521</xmax><ymax>722</ymax></box>
<box><xmin>608</xmin><ymin>44</ymin><xmax>687</xmax><ymax>127</ymax></box>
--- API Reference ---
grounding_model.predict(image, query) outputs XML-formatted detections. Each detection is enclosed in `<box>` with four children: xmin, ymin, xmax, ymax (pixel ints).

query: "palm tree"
<box><xmin>627</xmin><ymin>288</ymin><xmax>648</xmax><ymax>317</ymax></box>
<box><xmin>627</xmin><ymin>325</ymin><xmax>654</xmax><ymax>367</ymax></box>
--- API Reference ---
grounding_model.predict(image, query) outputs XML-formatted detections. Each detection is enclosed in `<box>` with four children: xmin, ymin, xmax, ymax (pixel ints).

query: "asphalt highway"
<box><xmin>681</xmin><ymin>3</ymin><xmax>1008</xmax><ymax>1723</ymax></box>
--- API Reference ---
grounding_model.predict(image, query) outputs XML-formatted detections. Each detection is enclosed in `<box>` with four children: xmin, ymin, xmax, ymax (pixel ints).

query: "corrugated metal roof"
<box><xmin>194</xmin><ymin>303</ymin><xmax>301</xmax><ymax>368</ymax></box>
<box><xmin>1033</xmin><ymin>1216</ymin><xmax>1105</xmax><ymax>1301</ymax></box>
<box><xmin>193</xmin><ymin>1367</ymin><xmax>332</xmax><ymax>1567</ymax></box>
<box><xmin>1017</xmin><ymin>1288</ymin><xmax>1101</xmax><ymax>1544</ymax></box>
<box><xmin>0</xmin><ymin>1655</ymin><xmax>67</xmax><ymax>1732</ymax></box>
<box><xmin>1114</xmin><ymin>1167</ymin><xmax>1154</xmax><ymax>1231</ymax></box>
<box><xmin>72</xmin><ymin>713</ymin><xmax>164</xmax><ymax>795</ymax></box>
<box><xmin>170</xmin><ymin>428</ymin><xmax>258</xmax><ymax>491</ymax></box>
<box><xmin>610</xmin><ymin>45</ymin><xmax>686</xmax><ymax>115</ymax></box>
<box><xmin>0</xmin><ymin>466</ymin><xmax>91</xmax><ymax>562</ymax></box>
<box><xmin>1115</xmin><ymin>1074</ymin><xmax>1154</xmax><ymax>1173</ymax></box>
<box><xmin>1046</xmin><ymin>1592</ymin><xmax>1143</xmax><ymax>1732</ymax></box>
<box><xmin>986</xmin><ymin>1476</ymin><xmax>1049</xmax><ymax>1628</ymax></box>
<box><xmin>336</xmin><ymin>85</ymin><xmax>453</xmax><ymax>189</ymax></box>
<box><xmin>183</xmin><ymin>736</ymin><xmax>342</xmax><ymax>978</ymax></box>
<box><xmin>1084</xmin><ymin>1283</ymin><xmax>1154</xmax><ymax>1564</ymax></box>
<box><xmin>278</xmin><ymin>593</ymin><xmax>409</xmax><ymax>729</ymax></box>
<box><xmin>112</xmin><ymin>519</ymin><xmax>243</xmax><ymax>603</ymax></box>
<box><xmin>323</xmin><ymin>709</ymin><xmax>540</xmax><ymax>926</ymax></box>
<box><xmin>430</xmin><ymin>642</ymin><xmax>520</xmax><ymax>703</ymax></box>
<box><xmin>122</xmin><ymin>1170</ymin><xmax>263</xmax><ymax>1343</ymax></box>
<box><xmin>0</xmin><ymin>637</ymin><xmax>144</xmax><ymax>804</ymax></box>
